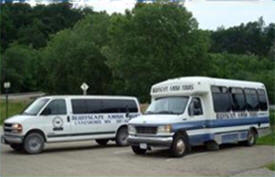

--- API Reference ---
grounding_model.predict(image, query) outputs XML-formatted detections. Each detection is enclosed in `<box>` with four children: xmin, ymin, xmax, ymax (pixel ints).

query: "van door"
<box><xmin>39</xmin><ymin>98</ymin><xmax>72</xmax><ymax>138</ymax></box>
<box><xmin>70</xmin><ymin>99</ymin><xmax>105</xmax><ymax>135</ymax></box>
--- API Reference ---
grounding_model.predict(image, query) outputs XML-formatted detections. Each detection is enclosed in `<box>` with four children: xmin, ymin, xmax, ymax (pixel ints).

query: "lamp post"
<box><xmin>3</xmin><ymin>82</ymin><xmax>10</xmax><ymax>119</ymax></box>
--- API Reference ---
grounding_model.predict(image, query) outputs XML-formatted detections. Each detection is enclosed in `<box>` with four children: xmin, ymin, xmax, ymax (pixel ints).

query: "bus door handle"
<box><xmin>67</xmin><ymin>116</ymin><xmax>70</xmax><ymax>122</ymax></box>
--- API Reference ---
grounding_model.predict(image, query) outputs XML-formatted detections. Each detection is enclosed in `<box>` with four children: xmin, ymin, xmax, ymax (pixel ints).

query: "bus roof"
<box><xmin>151</xmin><ymin>76</ymin><xmax>265</xmax><ymax>97</ymax></box>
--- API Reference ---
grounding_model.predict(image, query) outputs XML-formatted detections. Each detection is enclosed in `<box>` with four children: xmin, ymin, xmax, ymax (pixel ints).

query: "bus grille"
<box><xmin>135</xmin><ymin>126</ymin><xmax>157</xmax><ymax>134</ymax></box>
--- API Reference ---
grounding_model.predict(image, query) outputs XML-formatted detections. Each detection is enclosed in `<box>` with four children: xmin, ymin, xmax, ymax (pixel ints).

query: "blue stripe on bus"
<box><xmin>171</xmin><ymin>117</ymin><xmax>269</xmax><ymax>132</ymax></box>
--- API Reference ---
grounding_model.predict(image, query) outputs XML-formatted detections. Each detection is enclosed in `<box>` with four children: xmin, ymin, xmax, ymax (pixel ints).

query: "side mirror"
<box><xmin>125</xmin><ymin>106</ymin><xmax>130</xmax><ymax>118</ymax></box>
<box><xmin>41</xmin><ymin>107</ymin><xmax>51</xmax><ymax>115</ymax></box>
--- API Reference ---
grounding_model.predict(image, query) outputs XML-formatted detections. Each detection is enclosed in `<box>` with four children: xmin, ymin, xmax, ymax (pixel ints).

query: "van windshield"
<box><xmin>22</xmin><ymin>98</ymin><xmax>50</xmax><ymax>115</ymax></box>
<box><xmin>145</xmin><ymin>96</ymin><xmax>189</xmax><ymax>115</ymax></box>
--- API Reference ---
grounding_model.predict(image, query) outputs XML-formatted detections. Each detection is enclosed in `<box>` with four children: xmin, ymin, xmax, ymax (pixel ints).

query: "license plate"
<box><xmin>139</xmin><ymin>143</ymin><xmax>147</xmax><ymax>149</ymax></box>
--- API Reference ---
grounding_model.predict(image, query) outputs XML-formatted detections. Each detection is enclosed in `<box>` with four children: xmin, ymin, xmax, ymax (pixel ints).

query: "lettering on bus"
<box><xmin>152</xmin><ymin>84</ymin><xmax>193</xmax><ymax>94</ymax></box>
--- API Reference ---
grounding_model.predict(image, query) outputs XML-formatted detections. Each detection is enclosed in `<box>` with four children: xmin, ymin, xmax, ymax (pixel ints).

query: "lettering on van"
<box><xmin>71</xmin><ymin>114</ymin><xmax>129</xmax><ymax>125</ymax></box>
<box><xmin>52</xmin><ymin>117</ymin><xmax>64</xmax><ymax>131</ymax></box>
<box><xmin>152</xmin><ymin>84</ymin><xmax>193</xmax><ymax>94</ymax></box>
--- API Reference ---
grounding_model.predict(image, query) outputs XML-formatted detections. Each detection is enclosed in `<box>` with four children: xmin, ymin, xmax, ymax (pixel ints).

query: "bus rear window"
<box><xmin>257</xmin><ymin>89</ymin><xmax>268</xmax><ymax>111</ymax></box>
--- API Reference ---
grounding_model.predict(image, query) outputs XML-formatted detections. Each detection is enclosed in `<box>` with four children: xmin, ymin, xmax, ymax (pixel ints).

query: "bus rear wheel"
<box><xmin>245</xmin><ymin>129</ymin><xmax>257</xmax><ymax>146</ymax></box>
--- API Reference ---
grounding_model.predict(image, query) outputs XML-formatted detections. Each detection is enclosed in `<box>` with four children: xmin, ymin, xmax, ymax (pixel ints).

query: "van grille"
<box><xmin>4</xmin><ymin>123</ymin><xmax>12</xmax><ymax>132</ymax></box>
<box><xmin>136</xmin><ymin>126</ymin><xmax>157</xmax><ymax>134</ymax></box>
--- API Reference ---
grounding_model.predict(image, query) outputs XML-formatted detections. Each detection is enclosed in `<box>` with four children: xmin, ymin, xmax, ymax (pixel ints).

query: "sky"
<box><xmin>26</xmin><ymin>0</ymin><xmax>275</xmax><ymax>30</ymax></box>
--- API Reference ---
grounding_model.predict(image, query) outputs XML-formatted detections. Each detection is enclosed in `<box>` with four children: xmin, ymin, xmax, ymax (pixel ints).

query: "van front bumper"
<box><xmin>1</xmin><ymin>134</ymin><xmax>23</xmax><ymax>144</ymax></box>
<box><xmin>128</xmin><ymin>135</ymin><xmax>173</xmax><ymax>147</ymax></box>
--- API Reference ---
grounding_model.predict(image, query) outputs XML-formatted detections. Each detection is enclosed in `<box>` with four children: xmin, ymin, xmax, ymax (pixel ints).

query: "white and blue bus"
<box><xmin>128</xmin><ymin>77</ymin><xmax>270</xmax><ymax>157</ymax></box>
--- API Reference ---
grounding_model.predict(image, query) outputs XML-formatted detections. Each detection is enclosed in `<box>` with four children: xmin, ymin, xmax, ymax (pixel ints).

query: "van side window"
<box><xmin>71</xmin><ymin>99</ymin><xmax>138</xmax><ymax>114</ymax></box>
<box><xmin>188</xmin><ymin>97</ymin><xmax>203</xmax><ymax>116</ymax></box>
<box><xmin>211</xmin><ymin>86</ymin><xmax>231</xmax><ymax>112</ymax></box>
<box><xmin>257</xmin><ymin>89</ymin><xmax>268</xmax><ymax>111</ymax></box>
<box><xmin>42</xmin><ymin>99</ymin><xmax>67</xmax><ymax>115</ymax></box>
<box><xmin>71</xmin><ymin>99</ymin><xmax>102</xmax><ymax>114</ymax></box>
<box><xmin>102</xmin><ymin>100</ymin><xmax>138</xmax><ymax>113</ymax></box>
<box><xmin>230</xmin><ymin>88</ymin><xmax>246</xmax><ymax>111</ymax></box>
<box><xmin>244</xmin><ymin>88</ymin><xmax>259</xmax><ymax>111</ymax></box>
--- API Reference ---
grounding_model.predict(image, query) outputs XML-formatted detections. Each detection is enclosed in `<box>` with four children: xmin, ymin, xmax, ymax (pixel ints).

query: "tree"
<box><xmin>40</xmin><ymin>12</ymin><xmax>112</xmax><ymax>94</ymax></box>
<box><xmin>1</xmin><ymin>44</ymin><xmax>38</xmax><ymax>92</ymax></box>
<box><xmin>210</xmin><ymin>17</ymin><xmax>275</xmax><ymax>58</ymax></box>
<box><xmin>105</xmin><ymin>3</ymin><xmax>210</xmax><ymax>101</ymax></box>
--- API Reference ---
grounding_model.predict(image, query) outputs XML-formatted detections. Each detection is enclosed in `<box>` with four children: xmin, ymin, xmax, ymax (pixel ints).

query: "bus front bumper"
<box><xmin>128</xmin><ymin>135</ymin><xmax>173</xmax><ymax>147</ymax></box>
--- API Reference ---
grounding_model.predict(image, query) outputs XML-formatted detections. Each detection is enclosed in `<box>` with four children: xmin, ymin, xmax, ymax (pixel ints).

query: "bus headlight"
<box><xmin>128</xmin><ymin>125</ymin><xmax>136</xmax><ymax>134</ymax></box>
<box><xmin>157</xmin><ymin>125</ymin><xmax>172</xmax><ymax>134</ymax></box>
<box><xmin>11</xmin><ymin>123</ymin><xmax>23</xmax><ymax>133</ymax></box>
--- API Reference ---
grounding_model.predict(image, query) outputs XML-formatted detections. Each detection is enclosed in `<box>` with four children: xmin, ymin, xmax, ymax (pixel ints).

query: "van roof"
<box><xmin>38</xmin><ymin>95</ymin><xmax>138</xmax><ymax>100</ymax></box>
<box><xmin>151</xmin><ymin>76</ymin><xmax>265</xmax><ymax>97</ymax></box>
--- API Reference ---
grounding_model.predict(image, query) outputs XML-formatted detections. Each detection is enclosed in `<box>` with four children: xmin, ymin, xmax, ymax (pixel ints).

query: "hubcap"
<box><xmin>248</xmin><ymin>133</ymin><xmax>254</xmax><ymax>144</ymax></box>
<box><xmin>120</xmin><ymin>130</ymin><xmax>128</xmax><ymax>144</ymax></box>
<box><xmin>176</xmin><ymin>139</ymin><xmax>185</xmax><ymax>155</ymax></box>
<box><xmin>28</xmin><ymin>136</ymin><xmax>41</xmax><ymax>152</ymax></box>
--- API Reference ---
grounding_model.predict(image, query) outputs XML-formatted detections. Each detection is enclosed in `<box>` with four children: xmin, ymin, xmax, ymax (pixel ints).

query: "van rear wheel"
<box><xmin>23</xmin><ymin>133</ymin><xmax>44</xmax><ymax>154</ymax></box>
<box><xmin>95</xmin><ymin>139</ymin><xmax>109</xmax><ymax>146</ymax></box>
<box><xmin>116</xmin><ymin>126</ymin><xmax>129</xmax><ymax>146</ymax></box>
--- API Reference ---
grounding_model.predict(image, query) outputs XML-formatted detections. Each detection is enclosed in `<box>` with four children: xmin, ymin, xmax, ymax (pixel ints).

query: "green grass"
<box><xmin>264</xmin><ymin>162</ymin><xmax>275</xmax><ymax>171</ymax></box>
<box><xmin>0</xmin><ymin>100</ymin><xmax>30</xmax><ymax>124</ymax></box>
<box><xmin>257</xmin><ymin>110</ymin><xmax>275</xmax><ymax>146</ymax></box>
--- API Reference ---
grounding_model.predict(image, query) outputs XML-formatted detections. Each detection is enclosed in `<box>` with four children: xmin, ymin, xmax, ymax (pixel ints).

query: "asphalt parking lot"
<box><xmin>1</xmin><ymin>138</ymin><xmax>274</xmax><ymax>177</ymax></box>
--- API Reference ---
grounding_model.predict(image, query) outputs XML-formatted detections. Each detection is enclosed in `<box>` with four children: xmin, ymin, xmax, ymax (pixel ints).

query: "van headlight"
<box><xmin>11</xmin><ymin>123</ymin><xmax>23</xmax><ymax>133</ymax></box>
<box><xmin>128</xmin><ymin>125</ymin><xmax>136</xmax><ymax>135</ymax></box>
<box><xmin>157</xmin><ymin>125</ymin><xmax>172</xmax><ymax>134</ymax></box>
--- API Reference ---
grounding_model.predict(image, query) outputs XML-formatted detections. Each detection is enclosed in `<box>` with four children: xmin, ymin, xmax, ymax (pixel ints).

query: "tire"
<box><xmin>244</xmin><ymin>129</ymin><xmax>257</xmax><ymax>146</ymax></box>
<box><xmin>95</xmin><ymin>139</ymin><xmax>109</xmax><ymax>146</ymax></box>
<box><xmin>131</xmin><ymin>145</ymin><xmax>147</xmax><ymax>155</ymax></box>
<box><xmin>23</xmin><ymin>133</ymin><xmax>44</xmax><ymax>154</ymax></box>
<box><xmin>10</xmin><ymin>144</ymin><xmax>23</xmax><ymax>151</ymax></box>
<box><xmin>115</xmin><ymin>126</ymin><xmax>129</xmax><ymax>146</ymax></box>
<box><xmin>170</xmin><ymin>135</ymin><xmax>189</xmax><ymax>157</ymax></box>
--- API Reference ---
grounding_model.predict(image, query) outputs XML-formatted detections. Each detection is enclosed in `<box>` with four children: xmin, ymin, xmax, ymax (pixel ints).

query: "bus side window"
<box><xmin>188</xmin><ymin>97</ymin><xmax>203</xmax><ymax>116</ymax></box>
<box><xmin>244</xmin><ymin>88</ymin><xmax>259</xmax><ymax>111</ymax></box>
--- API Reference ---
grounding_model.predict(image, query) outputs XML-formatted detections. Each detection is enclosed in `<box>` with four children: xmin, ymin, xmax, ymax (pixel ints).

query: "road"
<box><xmin>1</xmin><ymin>138</ymin><xmax>274</xmax><ymax>176</ymax></box>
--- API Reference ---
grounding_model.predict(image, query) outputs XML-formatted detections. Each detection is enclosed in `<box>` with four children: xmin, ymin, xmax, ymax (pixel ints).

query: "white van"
<box><xmin>1</xmin><ymin>95</ymin><xmax>140</xmax><ymax>154</ymax></box>
<box><xmin>128</xmin><ymin>77</ymin><xmax>270</xmax><ymax>157</ymax></box>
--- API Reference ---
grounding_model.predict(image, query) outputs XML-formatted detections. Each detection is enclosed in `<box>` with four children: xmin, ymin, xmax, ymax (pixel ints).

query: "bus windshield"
<box><xmin>145</xmin><ymin>96</ymin><xmax>189</xmax><ymax>115</ymax></box>
<box><xmin>22</xmin><ymin>98</ymin><xmax>50</xmax><ymax>116</ymax></box>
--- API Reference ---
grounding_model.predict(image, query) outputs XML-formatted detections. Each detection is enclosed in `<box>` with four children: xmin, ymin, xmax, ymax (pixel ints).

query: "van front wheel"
<box><xmin>116</xmin><ymin>126</ymin><xmax>129</xmax><ymax>146</ymax></box>
<box><xmin>23</xmin><ymin>133</ymin><xmax>44</xmax><ymax>154</ymax></box>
